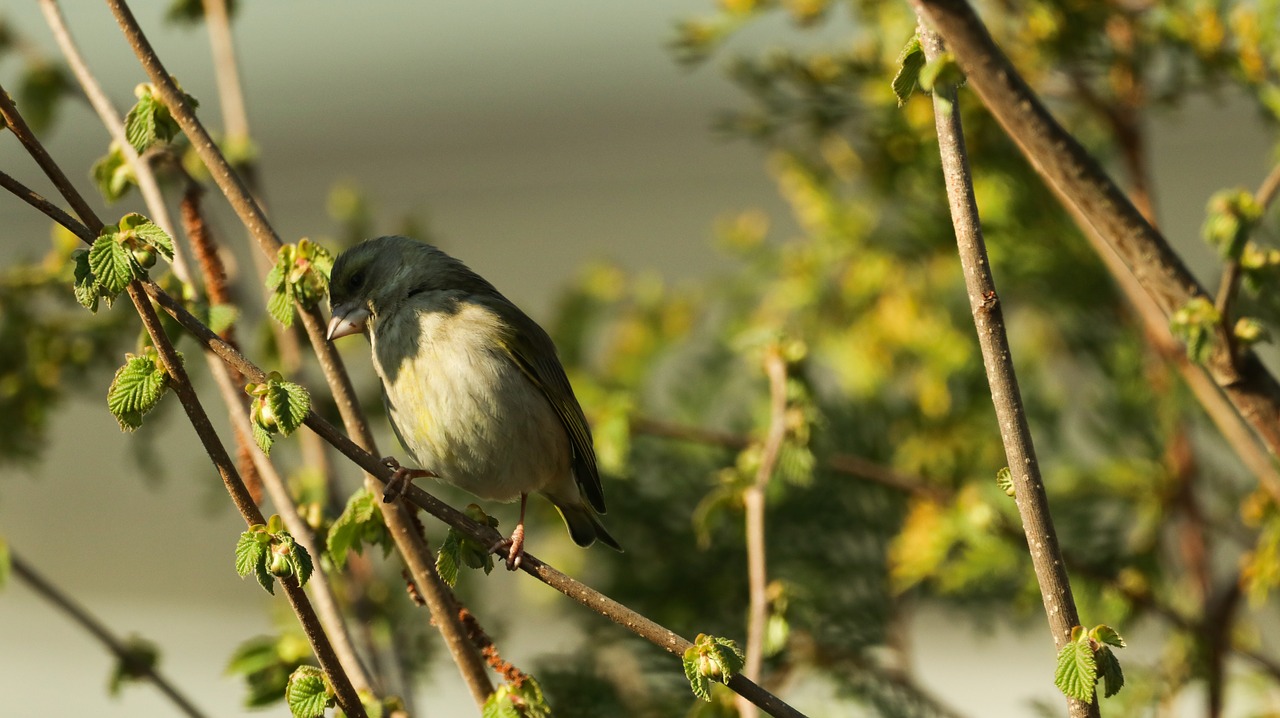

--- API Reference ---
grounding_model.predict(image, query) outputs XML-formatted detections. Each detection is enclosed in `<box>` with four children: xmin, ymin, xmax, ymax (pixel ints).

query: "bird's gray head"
<box><xmin>326</xmin><ymin>235</ymin><xmax>496</xmax><ymax>340</ymax></box>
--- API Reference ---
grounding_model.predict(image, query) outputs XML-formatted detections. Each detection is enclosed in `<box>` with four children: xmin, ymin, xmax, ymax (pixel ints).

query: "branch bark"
<box><xmin>10</xmin><ymin>550</ymin><xmax>210</xmax><ymax>718</ymax></box>
<box><xmin>912</xmin><ymin>0</ymin><xmax>1280</xmax><ymax>464</ymax></box>
<box><xmin>915</xmin><ymin>20</ymin><xmax>1097</xmax><ymax>718</ymax></box>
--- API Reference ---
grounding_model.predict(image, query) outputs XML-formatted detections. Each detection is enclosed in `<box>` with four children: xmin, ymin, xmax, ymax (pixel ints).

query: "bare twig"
<box><xmin>10</xmin><ymin>550</ymin><xmax>210</xmax><ymax>718</ymax></box>
<box><xmin>38</xmin><ymin>0</ymin><xmax>194</xmax><ymax>287</ymax></box>
<box><xmin>0</xmin><ymin>84</ymin><xmax>367</xmax><ymax>718</ymax></box>
<box><xmin>104</xmin><ymin>0</ymin><xmax>495</xmax><ymax>703</ymax></box>
<box><xmin>912</xmin><ymin>0</ymin><xmax>1280</xmax><ymax>463</ymax></box>
<box><xmin>916</xmin><ymin>20</ymin><xmax>1096</xmax><ymax>718</ymax></box>
<box><xmin>738</xmin><ymin>345</ymin><xmax>789</xmax><ymax>718</ymax></box>
<box><xmin>200</xmin><ymin>0</ymin><xmax>250</xmax><ymax>141</ymax></box>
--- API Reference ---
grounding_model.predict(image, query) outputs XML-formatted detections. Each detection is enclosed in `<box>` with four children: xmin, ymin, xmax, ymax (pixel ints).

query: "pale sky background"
<box><xmin>0</xmin><ymin>2</ymin><xmax>1275</xmax><ymax>717</ymax></box>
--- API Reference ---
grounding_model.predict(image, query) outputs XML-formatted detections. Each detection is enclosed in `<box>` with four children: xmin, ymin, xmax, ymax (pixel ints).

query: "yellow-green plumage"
<box><xmin>327</xmin><ymin>235</ymin><xmax>619</xmax><ymax>552</ymax></box>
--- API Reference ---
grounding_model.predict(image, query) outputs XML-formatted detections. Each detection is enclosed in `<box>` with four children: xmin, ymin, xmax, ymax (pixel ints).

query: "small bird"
<box><xmin>326</xmin><ymin>235</ymin><xmax>620</xmax><ymax>569</ymax></box>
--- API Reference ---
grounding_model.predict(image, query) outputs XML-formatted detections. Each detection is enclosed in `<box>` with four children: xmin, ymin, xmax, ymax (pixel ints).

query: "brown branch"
<box><xmin>912</xmin><ymin>0</ymin><xmax>1280</xmax><ymax>463</ymax></box>
<box><xmin>11</xmin><ymin>550</ymin><xmax>210</xmax><ymax>718</ymax></box>
<box><xmin>738</xmin><ymin>345</ymin><xmax>789</xmax><ymax>718</ymax></box>
<box><xmin>103</xmin><ymin>0</ymin><xmax>496</xmax><ymax>703</ymax></box>
<box><xmin>0</xmin><ymin>84</ymin><xmax>367</xmax><ymax>718</ymax></box>
<box><xmin>916</xmin><ymin>20</ymin><xmax>1096</xmax><ymax>718</ymax></box>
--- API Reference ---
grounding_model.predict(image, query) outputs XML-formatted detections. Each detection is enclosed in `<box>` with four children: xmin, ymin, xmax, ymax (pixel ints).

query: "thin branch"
<box><xmin>10</xmin><ymin>550</ymin><xmax>210</xmax><ymax>718</ymax></box>
<box><xmin>915</xmin><ymin>21</ymin><xmax>1096</xmax><ymax>718</ymax></box>
<box><xmin>38</xmin><ymin>0</ymin><xmax>194</xmax><ymax>287</ymax></box>
<box><xmin>208</xmin><ymin>349</ymin><xmax>376</xmax><ymax>694</ymax></box>
<box><xmin>912</xmin><ymin>0</ymin><xmax>1280</xmax><ymax>463</ymax></box>
<box><xmin>0</xmin><ymin>85</ymin><xmax>367</xmax><ymax>718</ymax></box>
<box><xmin>104</xmin><ymin>0</ymin><xmax>496</xmax><ymax>702</ymax></box>
<box><xmin>738</xmin><ymin>346</ymin><xmax>789</xmax><ymax>718</ymax></box>
<box><xmin>200</xmin><ymin>0</ymin><xmax>250</xmax><ymax>141</ymax></box>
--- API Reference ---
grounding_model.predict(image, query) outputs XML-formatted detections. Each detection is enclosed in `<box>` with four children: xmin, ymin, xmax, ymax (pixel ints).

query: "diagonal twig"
<box><xmin>914</xmin><ymin>18</ymin><xmax>1097</xmax><ymax>718</ymax></box>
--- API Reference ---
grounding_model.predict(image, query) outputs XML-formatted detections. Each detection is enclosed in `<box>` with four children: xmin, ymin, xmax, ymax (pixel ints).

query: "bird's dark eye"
<box><xmin>348</xmin><ymin>270</ymin><xmax>367</xmax><ymax>289</ymax></box>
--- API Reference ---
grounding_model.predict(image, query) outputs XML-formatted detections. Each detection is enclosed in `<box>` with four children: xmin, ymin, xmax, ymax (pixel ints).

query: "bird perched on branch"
<box><xmin>326</xmin><ymin>235</ymin><xmax>620</xmax><ymax>569</ymax></box>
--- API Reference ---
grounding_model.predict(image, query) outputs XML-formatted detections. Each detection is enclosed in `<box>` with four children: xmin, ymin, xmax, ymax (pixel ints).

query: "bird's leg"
<box><xmin>380</xmin><ymin>456</ymin><xmax>435</xmax><ymax>503</ymax></box>
<box><xmin>490</xmin><ymin>493</ymin><xmax>528</xmax><ymax>571</ymax></box>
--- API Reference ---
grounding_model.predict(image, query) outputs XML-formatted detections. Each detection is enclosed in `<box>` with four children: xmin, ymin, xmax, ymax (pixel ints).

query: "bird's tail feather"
<box><xmin>553</xmin><ymin>500</ymin><xmax>623</xmax><ymax>552</ymax></box>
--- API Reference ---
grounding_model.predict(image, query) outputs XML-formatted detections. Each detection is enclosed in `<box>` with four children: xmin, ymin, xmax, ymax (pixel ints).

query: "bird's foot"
<box><xmin>490</xmin><ymin>523</ymin><xmax>526</xmax><ymax>571</ymax></box>
<box><xmin>380</xmin><ymin>456</ymin><xmax>433</xmax><ymax>503</ymax></box>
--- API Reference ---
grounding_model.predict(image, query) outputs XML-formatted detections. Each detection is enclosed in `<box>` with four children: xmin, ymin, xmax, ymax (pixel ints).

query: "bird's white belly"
<box><xmin>371</xmin><ymin>303</ymin><xmax>569</xmax><ymax>502</ymax></box>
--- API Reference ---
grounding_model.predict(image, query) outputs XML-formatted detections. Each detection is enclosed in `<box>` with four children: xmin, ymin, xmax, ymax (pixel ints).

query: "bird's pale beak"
<box><xmin>326</xmin><ymin>303</ymin><xmax>371</xmax><ymax>341</ymax></box>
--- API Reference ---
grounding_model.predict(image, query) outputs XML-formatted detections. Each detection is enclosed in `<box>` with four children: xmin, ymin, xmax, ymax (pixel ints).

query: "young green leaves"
<box><xmin>265</xmin><ymin>239</ymin><xmax>334</xmax><ymax>327</ymax></box>
<box><xmin>435</xmin><ymin>504</ymin><xmax>501</xmax><ymax>586</ymax></box>
<box><xmin>326</xmin><ymin>487</ymin><xmax>392</xmax><ymax>570</ymax></box>
<box><xmin>284</xmin><ymin>666</ymin><xmax>332</xmax><ymax>718</ymax></box>
<box><xmin>235</xmin><ymin>515</ymin><xmax>313</xmax><ymax>595</ymax></box>
<box><xmin>683</xmin><ymin>633</ymin><xmax>745</xmax><ymax>702</ymax></box>
<box><xmin>74</xmin><ymin>213</ymin><xmax>176</xmax><ymax>312</ymax></box>
<box><xmin>1203</xmin><ymin>188</ymin><xmax>1262</xmax><ymax>261</ymax></box>
<box><xmin>124</xmin><ymin>81</ymin><xmax>198</xmax><ymax>155</ymax></box>
<box><xmin>892</xmin><ymin>32</ymin><xmax>965</xmax><ymax>106</ymax></box>
<box><xmin>1054</xmin><ymin>624</ymin><xmax>1126</xmax><ymax>703</ymax></box>
<box><xmin>245</xmin><ymin>373</ymin><xmax>310</xmax><ymax>455</ymax></box>
<box><xmin>482</xmin><ymin>678</ymin><xmax>551</xmax><ymax>718</ymax></box>
<box><xmin>106</xmin><ymin>348</ymin><xmax>171</xmax><ymax>431</ymax></box>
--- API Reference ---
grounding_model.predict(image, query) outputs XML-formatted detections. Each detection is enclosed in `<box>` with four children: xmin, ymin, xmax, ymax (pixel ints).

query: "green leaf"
<box><xmin>287</xmin><ymin>536</ymin><xmax>313</xmax><ymax>587</ymax></box>
<box><xmin>1089</xmin><ymin>624</ymin><xmax>1126</xmax><ymax>649</ymax></box>
<box><xmin>1203</xmin><ymin>188</ymin><xmax>1261</xmax><ymax>260</ymax></box>
<box><xmin>684</xmin><ymin>633</ymin><xmax>744</xmax><ymax>701</ymax></box>
<box><xmin>683</xmin><ymin>647</ymin><xmax>712</xmax><ymax>702</ymax></box>
<box><xmin>124</xmin><ymin>93</ymin><xmax>160</xmax><ymax>153</ymax></box>
<box><xmin>327</xmin><ymin>488</ymin><xmax>384</xmax><ymax>569</ymax></box>
<box><xmin>108</xmin><ymin>637</ymin><xmax>159</xmax><ymax>696</ymax></box>
<box><xmin>235</xmin><ymin>530</ymin><xmax>266</xmax><ymax>578</ymax></box>
<box><xmin>71</xmin><ymin>249</ymin><xmax>100</xmax><ymax>311</ymax></box>
<box><xmin>1097</xmin><ymin>646</ymin><xmax>1124</xmax><ymax>698</ymax></box>
<box><xmin>123</xmin><ymin>213</ymin><xmax>176</xmax><ymax>259</ymax></box>
<box><xmin>91</xmin><ymin>143</ymin><xmax>136</xmax><ymax>203</ymax></box>
<box><xmin>268</xmin><ymin>380</ymin><xmax>310</xmax><ymax>436</ymax></box>
<box><xmin>1054</xmin><ymin>632</ymin><xmax>1097</xmax><ymax>703</ymax></box>
<box><xmin>252</xmin><ymin>421</ymin><xmax>275</xmax><ymax>455</ymax></box>
<box><xmin>286</xmin><ymin>665</ymin><xmax>332</xmax><ymax>718</ymax></box>
<box><xmin>996</xmin><ymin>467</ymin><xmax>1015</xmax><ymax>497</ymax></box>
<box><xmin>106</xmin><ymin>352</ymin><xmax>169</xmax><ymax>432</ymax></box>
<box><xmin>892</xmin><ymin>34</ymin><xmax>924</xmax><ymax>106</ymax></box>
<box><xmin>267</xmin><ymin>287</ymin><xmax>295</xmax><ymax>327</ymax></box>
<box><xmin>88</xmin><ymin>233</ymin><xmax>135</xmax><ymax>298</ymax></box>
<box><xmin>436</xmin><ymin>531</ymin><xmax>462</xmax><ymax>587</ymax></box>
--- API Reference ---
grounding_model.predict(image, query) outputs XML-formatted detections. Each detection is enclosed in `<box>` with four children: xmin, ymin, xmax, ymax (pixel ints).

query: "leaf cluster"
<box><xmin>234</xmin><ymin>515</ymin><xmax>314</xmax><ymax>595</ymax></box>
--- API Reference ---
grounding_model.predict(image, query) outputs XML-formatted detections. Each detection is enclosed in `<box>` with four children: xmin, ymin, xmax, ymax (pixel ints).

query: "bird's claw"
<box><xmin>490</xmin><ymin>523</ymin><xmax>526</xmax><ymax>571</ymax></box>
<box><xmin>380</xmin><ymin>456</ymin><xmax>431</xmax><ymax>503</ymax></box>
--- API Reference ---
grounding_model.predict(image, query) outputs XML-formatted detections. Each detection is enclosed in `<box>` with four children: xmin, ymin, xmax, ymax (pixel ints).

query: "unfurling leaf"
<box><xmin>246</xmin><ymin>374</ymin><xmax>311</xmax><ymax>454</ymax></box>
<box><xmin>996</xmin><ymin>466</ymin><xmax>1015</xmax><ymax>497</ymax></box>
<box><xmin>683</xmin><ymin>633</ymin><xmax>745</xmax><ymax>701</ymax></box>
<box><xmin>285</xmin><ymin>665</ymin><xmax>332</xmax><ymax>718</ymax></box>
<box><xmin>265</xmin><ymin>239</ymin><xmax>336</xmax><ymax>327</ymax></box>
<box><xmin>1054</xmin><ymin>632</ymin><xmax>1097</xmax><ymax>702</ymax></box>
<box><xmin>435</xmin><ymin>505</ymin><xmax>499</xmax><ymax>585</ymax></box>
<box><xmin>1203</xmin><ymin>188</ymin><xmax>1261</xmax><ymax>260</ymax></box>
<box><xmin>327</xmin><ymin>487</ymin><xmax>390</xmax><ymax>569</ymax></box>
<box><xmin>1169</xmin><ymin>297</ymin><xmax>1220</xmax><ymax>364</ymax></box>
<box><xmin>106</xmin><ymin>350</ymin><xmax>169</xmax><ymax>431</ymax></box>
<box><xmin>482</xmin><ymin>678</ymin><xmax>551</xmax><ymax>718</ymax></box>
<box><xmin>892</xmin><ymin>33</ymin><xmax>925</xmax><ymax>106</ymax></box>
<box><xmin>91</xmin><ymin>142</ymin><xmax>137</xmax><ymax>203</ymax></box>
<box><xmin>123</xmin><ymin>81</ymin><xmax>199</xmax><ymax>154</ymax></box>
<box><xmin>88</xmin><ymin>232</ymin><xmax>135</xmax><ymax>298</ymax></box>
<box><xmin>1097</xmin><ymin>647</ymin><xmax>1124</xmax><ymax>698</ymax></box>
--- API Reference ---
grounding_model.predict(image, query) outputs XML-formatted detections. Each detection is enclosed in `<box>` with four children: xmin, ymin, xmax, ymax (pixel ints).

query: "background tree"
<box><xmin>2</xmin><ymin>1</ymin><xmax>1280</xmax><ymax>716</ymax></box>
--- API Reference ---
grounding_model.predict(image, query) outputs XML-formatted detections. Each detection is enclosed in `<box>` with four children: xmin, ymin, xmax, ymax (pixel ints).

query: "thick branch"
<box><xmin>912</xmin><ymin>0</ymin><xmax>1280</xmax><ymax>462</ymax></box>
<box><xmin>11</xmin><ymin>550</ymin><xmax>210</xmax><ymax>718</ymax></box>
<box><xmin>917</xmin><ymin>22</ymin><xmax>1096</xmax><ymax>718</ymax></box>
